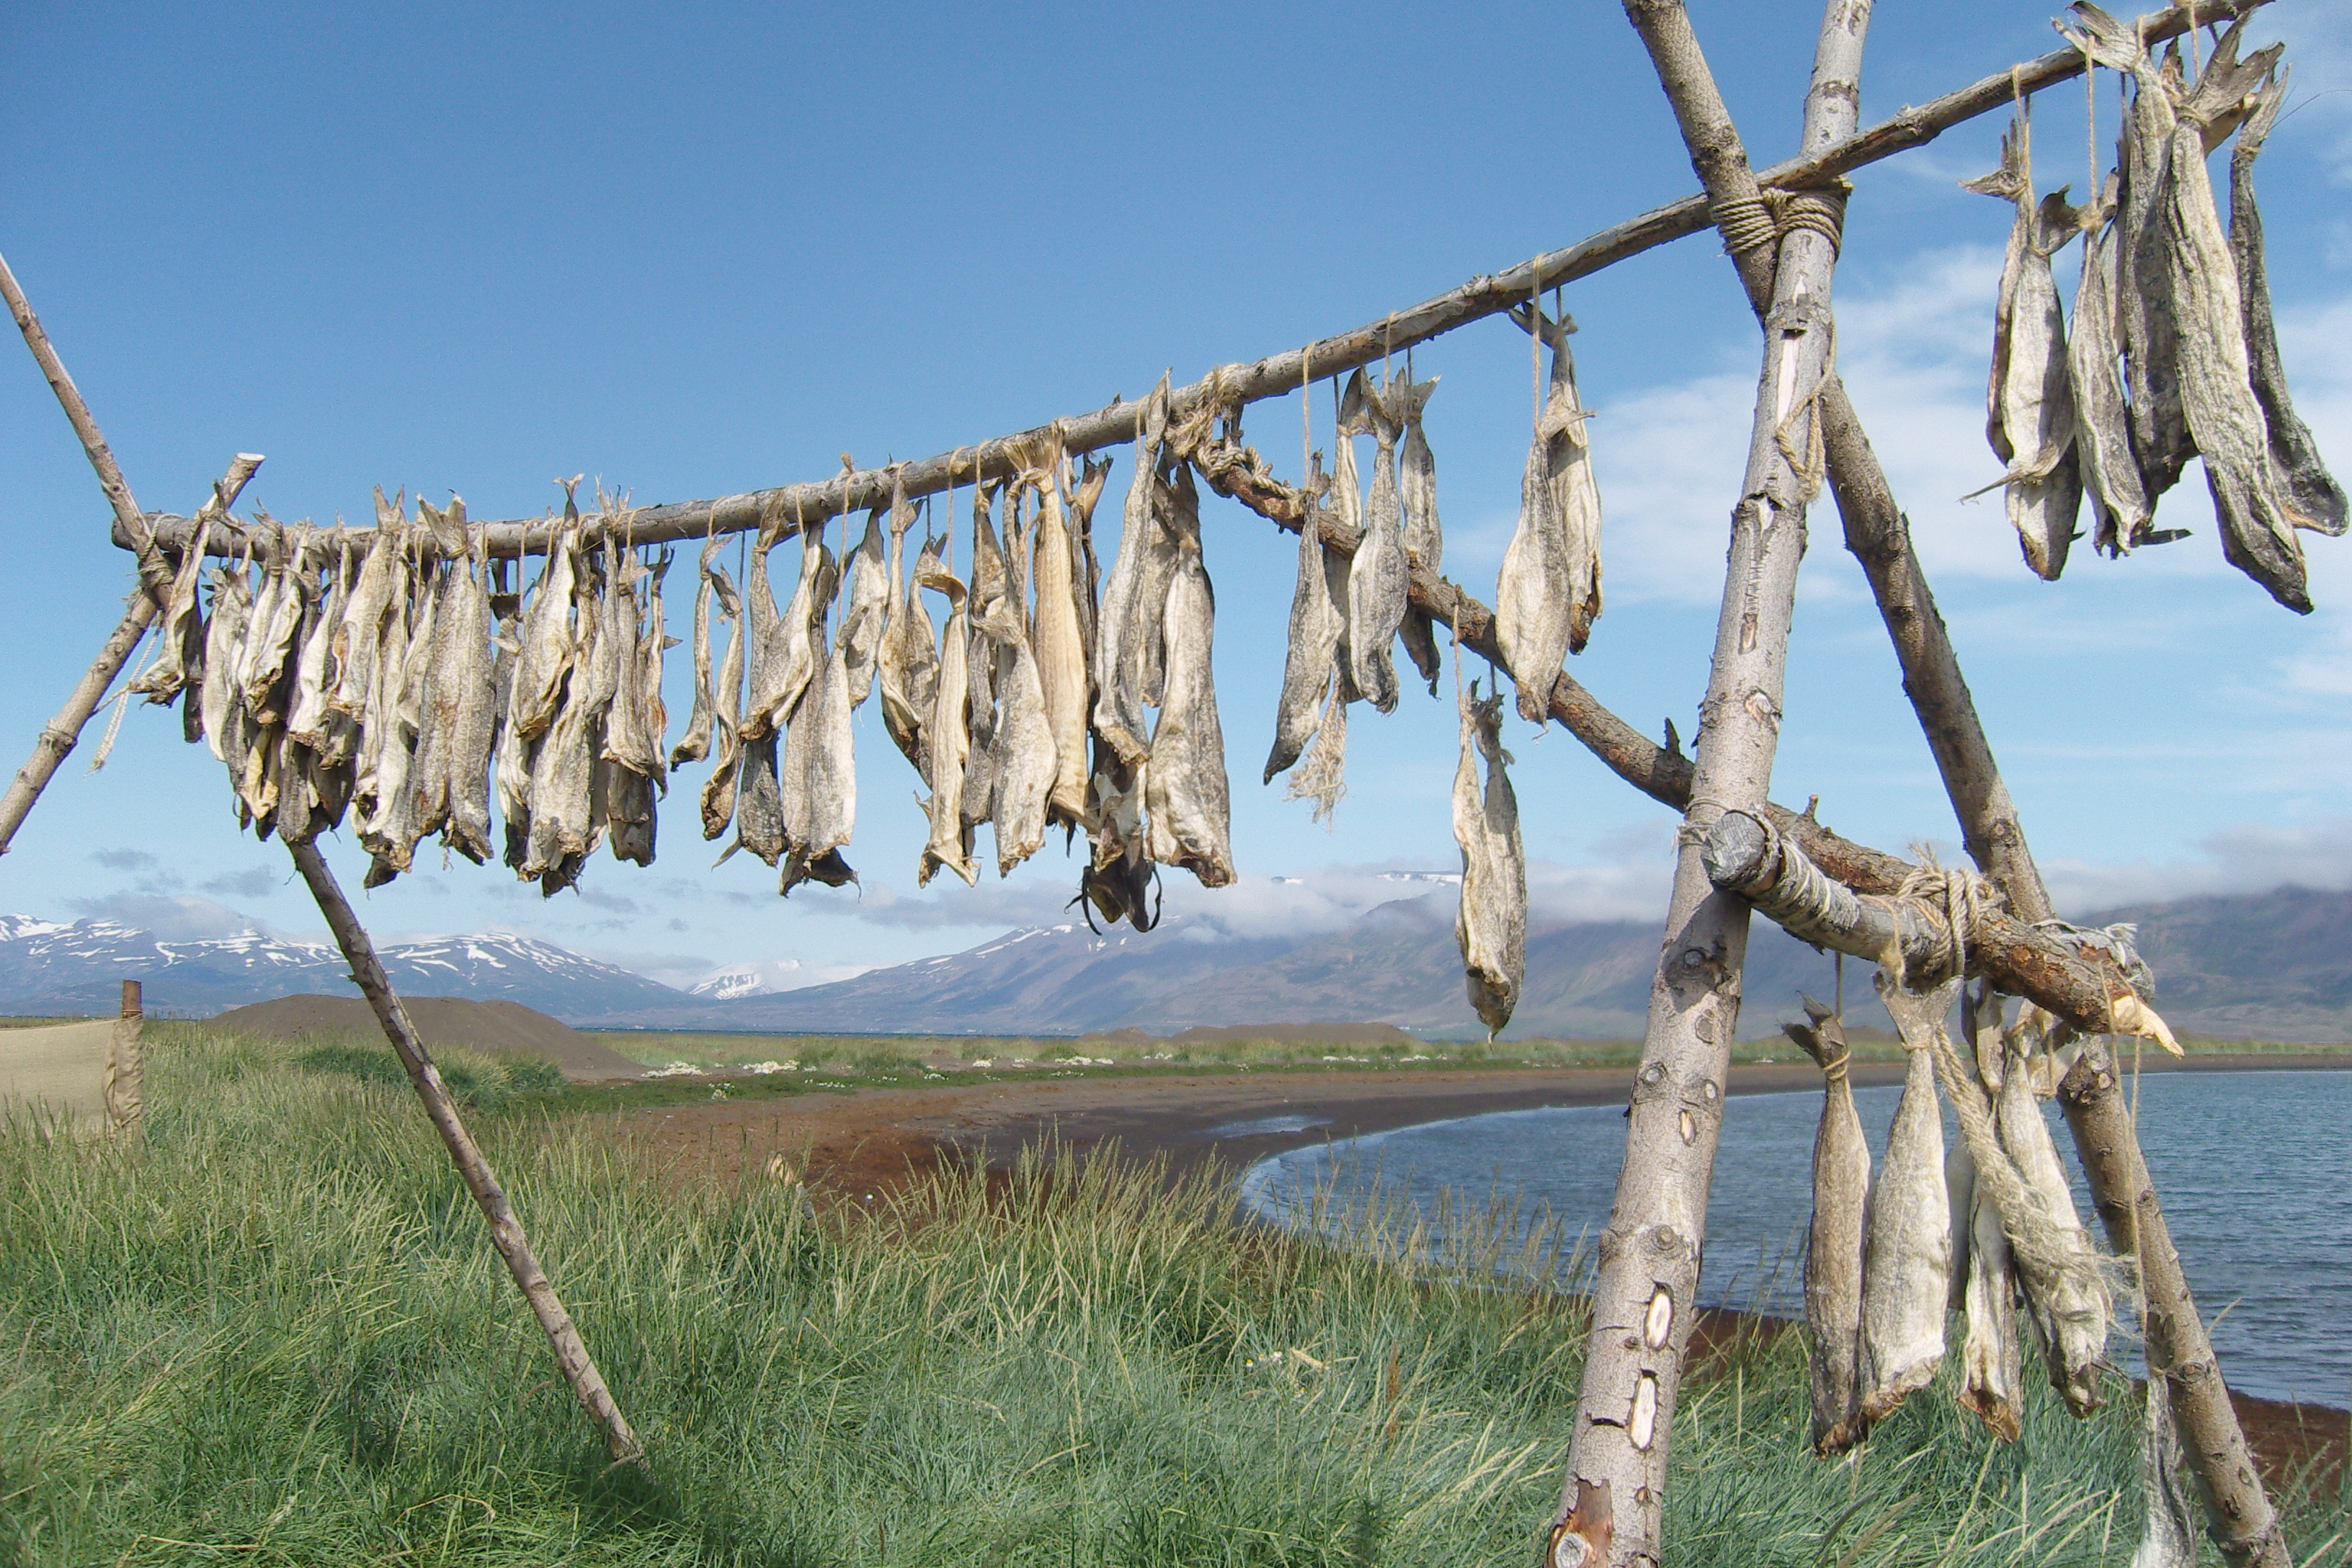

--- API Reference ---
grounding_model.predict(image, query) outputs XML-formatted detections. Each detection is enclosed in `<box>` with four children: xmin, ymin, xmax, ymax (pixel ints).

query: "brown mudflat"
<box><xmin>213</xmin><ymin>993</ymin><xmax>646</xmax><ymax>1082</ymax></box>
<box><xmin>606</xmin><ymin>1055</ymin><xmax>2349</xmax><ymax>1495</ymax></box>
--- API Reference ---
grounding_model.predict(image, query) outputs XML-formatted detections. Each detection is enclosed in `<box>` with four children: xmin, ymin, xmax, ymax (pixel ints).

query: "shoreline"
<box><xmin>607</xmin><ymin>1054</ymin><xmax>2351</xmax><ymax>1494</ymax></box>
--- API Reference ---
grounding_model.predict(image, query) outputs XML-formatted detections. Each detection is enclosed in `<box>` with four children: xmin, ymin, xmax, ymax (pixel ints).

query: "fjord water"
<box><xmin>1239</xmin><ymin>1068</ymin><xmax>2352</xmax><ymax>1407</ymax></box>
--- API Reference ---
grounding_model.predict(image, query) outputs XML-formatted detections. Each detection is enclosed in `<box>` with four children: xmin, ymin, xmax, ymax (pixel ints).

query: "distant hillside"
<box><xmin>0</xmin><ymin>915</ymin><xmax>687</xmax><ymax>1022</ymax></box>
<box><xmin>8</xmin><ymin>886</ymin><xmax>2347</xmax><ymax>1041</ymax></box>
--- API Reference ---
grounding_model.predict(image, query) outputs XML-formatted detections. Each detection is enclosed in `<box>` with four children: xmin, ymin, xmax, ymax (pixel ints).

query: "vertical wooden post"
<box><xmin>104</xmin><ymin>979</ymin><xmax>144</xmax><ymax>1136</ymax></box>
<box><xmin>1546</xmin><ymin>7</ymin><xmax>1868</xmax><ymax>1564</ymax></box>
<box><xmin>285</xmin><ymin>839</ymin><xmax>646</xmax><ymax>1468</ymax></box>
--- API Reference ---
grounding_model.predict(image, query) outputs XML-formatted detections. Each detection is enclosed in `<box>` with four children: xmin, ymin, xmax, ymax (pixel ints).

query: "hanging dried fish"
<box><xmin>1784</xmin><ymin>996</ymin><xmax>1870</xmax><ymax>1453</ymax></box>
<box><xmin>442</xmin><ymin>546</ymin><xmax>499</xmax><ymax>865</ymax></box>
<box><xmin>1092</xmin><ymin>379</ymin><xmax>1172</xmax><ymax>766</ymax></box>
<box><xmin>404</xmin><ymin>559</ymin><xmax>462</xmax><ymax>850</ymax></box>
<box><xmin>2162</xmin><ymin>27</ymin><xmax>2306</xmax><ymax>612</ymax></box>
<box><xmin>1143</xmin><ymin>463</ymin><xmax>1232</xmax><ymax>888</ymax></box>
<box><xmin>2231</xmin><ymin>70</ymin><xmax>2347</xmax><ymax>539</ymax></box>
<box><xmin>1265</xmin><ymin>464</ymin><xmax>1347</xmax><ymax>784</ymax></box>
<box><xmin>2134</xmin><ymin>1371</ymin><xmax>2199</xmax><ymax>1568</ymax></box>
<box><xmin>1963</xmin><ymin>116</ymin><xmax>2084</xmax><ymax>579</ymax></box>
<box><xmin>700</xmin><ymin>564</ymin><xmax>745</xmax><ymax>842</ymax></box>
<box><xmin>671</xmin><ymin>534</ymin><xmax>723</xmax><ymax>769</ymax></box>
<box><xmin>1343</xmin><ymin>371</ymin><xmax>1407</xmax><ymax>714</ymax></box>
<box><xmin>878</xmin><ymin>489</ymin><xmax>939</xmax><ymax>776</ymax></box>
<box><xmin>1952</xmin><ymin>985</ymin><xmax>2024</xmax><ymax>1440</ymax></box>
<box><xmin>1997</xmin><ymin>1028</ymin><xmax>2109</xmax><ymax>1415</ymax></box>
<box><xmin>2070</xmin><ymin>6</ymin><xmax>2196</xmax><ymax>502</ymax></box>
<box><xmin>2070</xmin><ymin>179</ymin><xmax>2157</xmax><ymax>556</ymax></box>
<box><xmin>917</xmin><ymin>541</ymin><xmax>976</xmax><ymax>888</ymax></box>
<box><xmin>285</xmin><ymin>543</ymin><xmax>347</xmax><ymax>752</ymax></box>
<box><xmin>350</xmin><ymin>563</ymin><xmax>406</xmax><ymax>828</ymax></box>
<box><xmin>638</xmin><ymin>549</ymin><xmax>672</xmax><ymax>785</ymax></box>
<box><xmin>129</xmin><ymin>540</ymin><xmax>209</xmax><ymax>704</ymax></box>
<box><xmin>780</xmin><ymin>594</ymin><xmax>857</xmax><ymax>894</ymax></box>
<box><xmin>1067</xmin><ymin>454</ymin><xmax>1110</xmax><ymax>668</ymax></box>
<box><xmin>493</xmin><ymin>597</ymin><xmax>533</xmax><ymax>871</ymax></box>
<box><xmin>1396</xmin><ymin>374</ymin><xmax>1443</xmax><ymax>696</ymax></box>
<box><xmin>962</xmin><ymin>482</ymin><xmax>1009</xmax><ymax>832</ymax></box>
<box><xmin>879</xmin><ymin>511</ymin><xmax>940</xmax><ymax>779</ymax></box>
<box><xmin>1858</xmin><ymin>971</ymin><xmax>1954</xmax><ymax>1423</ymax></box>
<box><xmin>242</xmin><ymin>525</ymin><xmax>312</xmax><ymax>725</ymax></box>
<box><xmin>1013</xmin><ymin>432</ymin><xmax>1091</xmax><ymax>824</ymax></box>
<box><xmin>749</xmin><ymin>523</ymin><xmax>835</xmax><ymax>736</ymax></box>
<box><xmin>1497</xmin><ymin>311</ymin><xmax>1604</xmax><ymax>723</ymax></box>
<box><xmin>603</xmin><ymin>553</ymin><xmax>661</xmax><ymax>779</ymax></box>
<box><xmin>1451</xmin><ymin>682</ymin><xmax>1524</xmax><ymax>1039</ymax></box>
<box><xmin>838</xmin><ymin>501</ymin><xmax>891</xmax><ymax>709</ymax></box>
<box><xmin>502</xmin><ymin>525</ymin><xmax>578</xmax><ymax>744</ymax></box>
<box><xmin>973</xmin><ymin>535</ymin><xmax>1056</xmax><ymax>877</ymax></box>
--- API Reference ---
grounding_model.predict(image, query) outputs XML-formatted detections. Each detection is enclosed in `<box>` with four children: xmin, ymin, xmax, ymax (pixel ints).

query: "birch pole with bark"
<box><xmin>1542</xmin><ymin>6</ymin><xmax>1868</xmax><ymax>1564</ymax></box>
<box><xmin>1618</xmin><ymin>15</ymin><xmax>2289</xmax><ymax>1562</ymax></box>
<box><xmin>287</xmin><ymin>840</ymin><xmax>646</xmax><ymax>1469</ymax></box>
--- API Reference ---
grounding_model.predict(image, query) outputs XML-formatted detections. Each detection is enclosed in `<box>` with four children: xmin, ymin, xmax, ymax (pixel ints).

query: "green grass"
<box><xmin>2</xmin><ymin>1024</ymin><xmax>2346</xmax><ymax>1565</ymax></box>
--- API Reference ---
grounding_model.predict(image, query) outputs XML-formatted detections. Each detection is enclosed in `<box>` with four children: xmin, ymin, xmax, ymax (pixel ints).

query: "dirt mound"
<box><xmin>211</xmin><ymin>994</ymin><xmax>645</xmax><ymax>1082</ymax></box>
<box><xmin>1157</xmin><ymin>1021</ymin><xmax>1418</xmax><ymax>1047</ymax></box>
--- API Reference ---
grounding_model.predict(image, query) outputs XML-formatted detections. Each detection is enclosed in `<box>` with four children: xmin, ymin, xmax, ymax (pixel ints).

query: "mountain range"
<box><xmin>4</xmin><ymin>886</ymin><xmax>2347</xmax><ymax>1041</ymax></box>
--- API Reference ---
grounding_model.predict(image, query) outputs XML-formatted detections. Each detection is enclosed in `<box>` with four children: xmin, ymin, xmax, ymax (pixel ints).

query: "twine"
<box><xmin>1709</xmin><ymin>185</ymin><xmax>1849</xmax><ymax>259</ymax></box>
<box><xmin>1892</xmin><ymin>847</ymin><xmax>1990</xmax><ymax>986</ymax></box>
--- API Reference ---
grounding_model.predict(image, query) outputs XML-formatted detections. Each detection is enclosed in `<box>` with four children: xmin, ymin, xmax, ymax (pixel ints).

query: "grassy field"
<box><xmin>2</xmin><ymin>1023</ymin><xmax>2347</xmax><ymax>1566</ymax></box>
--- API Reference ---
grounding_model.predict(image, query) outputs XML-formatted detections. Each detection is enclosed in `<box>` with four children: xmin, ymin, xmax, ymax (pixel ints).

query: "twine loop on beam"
<box><xmin>1709</xmin><ymin>182</ymin><xmax>1852</xmax><ymax>259</ymax></box>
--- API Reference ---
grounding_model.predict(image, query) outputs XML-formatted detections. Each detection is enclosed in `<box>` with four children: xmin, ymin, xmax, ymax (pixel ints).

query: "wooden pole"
<box><xmin>122</xmin><ymin>0</ymin><xmax>2262</xmax><ymax>566</ymax></box>
<box><xmin>104</xmin><ymin>978</ymin><xmax>144</xmax><ymax>1136</ymax></box>
<box><xmin>0</xmin><ymin>248</ymin><xmax>171</xmax><ymax>603</ymax></box>
<box><xmin>1544</xmin><ymin>6</ymin><xmax>1867</xmax><ymax>1563</ymax></box>
<box><xmin>0</xmin><ymin>453</ymin><xmax>261</xmax><ymax>858</ymax></box>
<box><xmin>1618</xmin><ymin>12</ymin><xmax>2289</xmax><ymax>1561</ymax></box>
<box><xmin>285</xmin><ymin>839</ymin><xmax>644</xmax><ymax>1468</ymax></box>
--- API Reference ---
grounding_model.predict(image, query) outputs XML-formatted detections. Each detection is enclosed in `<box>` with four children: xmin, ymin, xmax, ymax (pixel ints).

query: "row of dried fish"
<box><xmin>1969</xmin><ymin>8</ymin><xmax>2344</xmax><ymax>610</ymax></box>
<box><xmin>1787</xmin><ymin>973</ymin><xmax>2112</xmax><ymax>1456</ymax></box>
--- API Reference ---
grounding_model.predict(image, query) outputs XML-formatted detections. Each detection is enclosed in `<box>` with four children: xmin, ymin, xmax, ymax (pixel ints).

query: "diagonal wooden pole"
<box><xmin>1541</xmin><ymin>6</ymin><xmax>1868</xmax><ymax>1564</ymax></box>
<box><xmin>287</xmin><ymin>839</ymin><xmax>645</xmax><ymax>1469</ymax></box>
<box><xmin>0</xmin><ymin>453</ymin><xmax>262</xmax><ymax>858</ymax></box>
<box><xmin>1627</xmin><ymin>14</ymin><xmax>2289</xmax><ymax>1565</ymax></box>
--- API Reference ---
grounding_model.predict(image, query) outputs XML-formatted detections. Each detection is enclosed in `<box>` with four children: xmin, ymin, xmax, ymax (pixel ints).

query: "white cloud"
<box><xmin>63</xmin><ymin>893</ymin><xmax>277</xmax><ymax>943</ymax></box>
<box><xmin>2043</xmin><ymin>816</ymin><xmax>2352</xmax><ymax>914</ymax></box>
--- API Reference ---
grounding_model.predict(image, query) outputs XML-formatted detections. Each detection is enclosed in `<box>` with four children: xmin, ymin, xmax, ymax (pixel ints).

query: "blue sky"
<box><xmin>4</xmin><ymin>1</ymin><xmax>2348</xmax><ymax>992</ymax></box>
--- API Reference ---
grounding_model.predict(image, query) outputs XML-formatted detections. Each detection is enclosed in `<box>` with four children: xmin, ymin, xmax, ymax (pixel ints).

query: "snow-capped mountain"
<box><xmin>687</xmin><ymin>957</ymin><xmax>872</xmax><ymax>1001</ymax></box>
<box><xmin>0</xmin><ymin>917</ymin><xmax>687</xmax><ymax>1021</ymax></box>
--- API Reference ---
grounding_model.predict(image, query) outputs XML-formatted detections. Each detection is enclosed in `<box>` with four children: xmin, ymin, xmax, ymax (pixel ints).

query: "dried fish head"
<box><xmin>1342</xmin><ymin>370</ymin><xmax>1408</xmax><ymax>714</ymax></box>
<box><xmin>1451</xmin><ymin>683</ymin><xmax>1525</xmax><ymax>1040</ymax></box>
<box><xmin>839</xmin><ymin>501</ymin><xmax>891</xmax><ymax>709</ymax></box>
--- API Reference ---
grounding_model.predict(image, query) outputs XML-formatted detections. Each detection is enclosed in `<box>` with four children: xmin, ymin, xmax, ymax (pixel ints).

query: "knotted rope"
<box><xmin>1708</xmin><ymin>183</ymin><xmax>1851</xmax><ymax>259</ymax></box>
<box><xmin>1891</xmin><ymin>847</ymin><xmax>1990</xmax><ymax>987</ymax></box>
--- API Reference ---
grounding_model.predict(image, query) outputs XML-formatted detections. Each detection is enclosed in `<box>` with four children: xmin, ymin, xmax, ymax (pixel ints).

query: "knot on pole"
<box><xmin>1709</xmin><ymin>182</ymin><xmax>1850</xmax><ymax>260</ymax></box>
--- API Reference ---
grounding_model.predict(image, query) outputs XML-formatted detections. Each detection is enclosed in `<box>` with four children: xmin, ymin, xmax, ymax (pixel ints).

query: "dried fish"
<box><xmin>1283</xmin><ymin>671</ymin><xmax>1350</xmax><ymax>825</ymax></box>
<box><xmin>1142</xmin><ymin>463</ymin><xmax>1232</xmax><ymax>888</ymax></box>
<box><xmin>1950</xmin><ymin>986</ymin><xmax>2024</xmax><ymax>1440</ymax></box>
<box><xmin>1343</xmin><ymin>371</ymin><xmax>1407</xmax><ymax>714</ymax></box>
<box><xmin>405</xmin><ymin>561</ymin><xmax>460</xmax><ymax>849</ymax></box>
<box><xmin>700</xmin><ymin>565</ymin><xmax>745</xmax><ymax>842</ymax></box>
<box><xmin>442</xmin><ymin>548</ymin><xmax>499</xmax><ymax>865</ymax></box>
<box><xmin>130</xmin><ymin>540</ymin><xmax>209</xmax><ymax>703</ymax></box>
<box><xmin>879</xmin><ymin>517</ymin><xmax>940</xmax><ymax>780</ymax></box>
<box><xmin>1785</xmin><ymin>997</ymin><xmax>1871</xmax><ymax>1453</ymax></box>
<box><xmin>1497</xmin><ymin>312</ymin><xmax>1603</xmax><ymax>723</ymax></box>
<box><xmin>2134</xmin><ymin>1372</ymin><xmax>2199</xmax><ymax>1568</ymax></box>
<box><xmin>638</xmin><ymin>548</ymin><xmax>672</xmax><ymax>785</ymax></box>
<box><xmin>243</xmin><ymin>525</ymin><xmax>313</xmax><ymax>725</ymax></box>
<box><xmin>2070</xmin><ymin>180</ymin><xmax>2157</xmax><ymax>556</ymax></box>
<box><xmin>1964</xmin><ymin>117</ymin><xmax>2083</xmax><ymax>579</ymax></box>
<box><xmin>606</xmin><ymin>765</ymin><xmax>657</xmax><ymax>868</ymax></box>
<box><xmin>504</xmin><ymin>525</ymin><xmax>578</xmax><ymax>741</ymax></box>
<box><xmin>748</xmin><ymin>523</ymin><xmax>834</xmax><ymax>737</ymax></box>
<box><xmin>670</xmin><ymin>535</ymin><xmax>723</xmax><ymax>769</ymax></box>
<box><xmin>2070</xmin><ymin>6</ymin><xmax>2196</xmax><ymax>502</ymax></box>
<box><xmin>1265</xmin><ymin>468</ymin><xmax>1347</xmax><ymax>784</ymax></box>
<box><xmin>780</xmin><ymin>598</ymin><xmax>857</xmax><ymax>894</ymax></box>
<box><xmin>492</xmin><ymin>597</ymin><xmax>533</xmax><ymax>870</ymax></box>
<box><xmin>1859</xmin><ymin>971</ymin><xmax>1953</xmax><ymax>1423</ymax></box>
<box><xmin>878</xmin><ymin>491</ymin><xmax>939</xmax><ymax>778</ymax></box>
<box><xmin>2232</xmin><ymin>70</ymin><xmax>2347</xmax><ymax>538</ymax></box>
<box><xmin>839</xmin><ymin>502</ymin><xmax>891</xmax><ymax>709</ymax></box>
<box><xmin>973</xmin><ymin>533</ymin><xmax>1056</xmax><ymax>877</ymax></box>
<box><xmin>285</xmin><ymin>547</ymin><xmax>346</xmax><ymax>751</ymax></box>
<box><xmin>2162</xmin><ymin>27</ymin><xmax>2306</xmax><ymax>612</ymax></box>
<box><xmin>1997</xmin><ymin>1030</ymin><xmax>2109</xmax><ymax>1415</ymax></box>
<box><xmin>1451</xmin><ymin>683</ymin><xmax>1524</xmax><ymax>1039</ymax></box>
<box><xmin>1067</xmin><ymin>455</ymin><xmax>1110</xmax><ymax>668</ymax></box>
<box><xmin>917</xmin><ymin>543</ymin><xmax>976</xmax><ymax>888</ymax></box>
<box><xmin>1014</xmin><ymin>433</ymin><xmax>1090</xmax><ymax>824</ymax></box>
<box><xmin>1092</xmin><ymin>379</ymin><xmax>1172</xmax><ymax>765</ymax></box>
<box><xmin>1396</xmin><ymin>374</ymin><xmax>1443</xmax><ymax>695</ymax></box>
<box><xmin>719</xmin><ymin>731</ymin><xmax>785</xmax><ymax>869</ymax></box>
<box><xmin>962</xmin><ymin>483</ymin><xmax>1008</xmax><ymax>830</ymax></box>
<box><xmin>602</xmin><ymin>553</ymin><xmax>661</xmax><ymax>778</ymax></box>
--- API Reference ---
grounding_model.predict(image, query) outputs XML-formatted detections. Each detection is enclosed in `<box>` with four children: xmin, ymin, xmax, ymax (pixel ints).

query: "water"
<box><xmin>1239</xmin><ymin>1069</ymin><xmax>2352</xmax><ymax>1407</ymax></box>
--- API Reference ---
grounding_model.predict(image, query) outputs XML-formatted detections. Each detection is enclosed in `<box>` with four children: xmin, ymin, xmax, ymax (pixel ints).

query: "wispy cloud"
<box><xmin>2046</xmin><ymin>816</ymin><xmax>2352</xmax><ymax>914</ymax></box>
<box><xmin>63</xmin><ymin>893</ymin><xmax>274</xmax><ymax>943</ymax></box>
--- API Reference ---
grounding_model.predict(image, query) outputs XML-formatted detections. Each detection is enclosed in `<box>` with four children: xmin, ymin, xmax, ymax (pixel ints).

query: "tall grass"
<box><xmin>1</xmin><ymin>1025</ymin><xmax>2343</xmax><ymax>1565</ymax></box>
